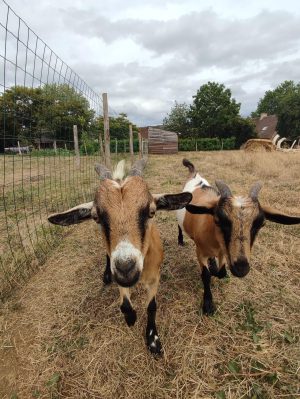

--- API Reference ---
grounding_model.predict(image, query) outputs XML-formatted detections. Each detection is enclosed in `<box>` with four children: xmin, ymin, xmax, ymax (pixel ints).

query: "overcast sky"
<box><xmin>3</xmin><ymin>0</ymin><xmax>300</xmax><ymax>125</ymax></box>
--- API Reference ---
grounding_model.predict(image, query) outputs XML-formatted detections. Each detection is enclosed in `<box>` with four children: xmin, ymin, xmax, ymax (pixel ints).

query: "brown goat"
<box><xmin>177</xmin><ymin>159</ymin><xmax>300</xmax><ymax>315</ymax></box>
<box><xmin>48</xmin><ymin>160</ymin><xmax>192</xmax><ymax>354</ymax></box>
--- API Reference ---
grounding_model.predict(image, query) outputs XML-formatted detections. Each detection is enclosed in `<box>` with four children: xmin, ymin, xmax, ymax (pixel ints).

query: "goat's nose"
<box><xmin>115</xmin><ymin>258</ymin><xmax>136</xmax><ymax>275</ymax></box>
<box><xmin>230</xmin><ymin>257</ymin><xmax>250</xmax><ymax>278</ymax></box>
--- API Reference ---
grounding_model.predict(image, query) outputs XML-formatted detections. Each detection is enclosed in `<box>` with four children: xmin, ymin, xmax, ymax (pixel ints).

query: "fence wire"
<box><xmin>0</xmin><ymin>0</ymin><xmax>110</xmax><ymax>300</ymax></box>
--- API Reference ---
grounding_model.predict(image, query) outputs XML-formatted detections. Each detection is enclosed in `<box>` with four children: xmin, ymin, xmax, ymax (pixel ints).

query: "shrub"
<box><xmin>178</xmin><ymin>137</ymin><xmax>235</xmax><ymax>151</ymax></box>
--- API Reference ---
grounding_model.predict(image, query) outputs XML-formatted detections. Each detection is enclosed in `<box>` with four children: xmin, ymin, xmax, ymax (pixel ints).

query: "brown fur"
<box><xmin>95</xmin><ymin>177</ymin><xmax>153</xmax><ymax>255</ymax></box>
<box><xmin>184</xmin><ymin>186</ymin><xmax>263</xmax><ymax>269</ymax></box>
<box><xmin>48</xmin><ymin>166</ymin><xmax>191</xmax><ymax>354</ymax></box>
<box><xmin>181</xmin><ymin>159</ymin><xmax>300</xmax><ymax>314</ymax></box>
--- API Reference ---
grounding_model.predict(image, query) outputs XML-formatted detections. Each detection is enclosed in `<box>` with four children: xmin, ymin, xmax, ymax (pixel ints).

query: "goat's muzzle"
<box><xmin>230</xmin><ymin>257</ymin><xmax>250</xmax><ymax>278</ymax></box>
<box><xmin>113</xmin><ymin>258</ymin><xmax>141</xmax><ymax>287</ymax></box>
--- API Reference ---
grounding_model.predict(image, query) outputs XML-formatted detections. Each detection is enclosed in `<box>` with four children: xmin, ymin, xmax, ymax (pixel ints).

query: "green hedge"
<box><xmin>79</xmin><ymin>137</ymin><xmax>236</xmax><ymax>155</ymax></box>
<box><xmin>179</xmin><ymin>137</ymin><xmax>236</xmax><ymax>151</ymax></box>
<box><xmin>80</xmin><ymin>138</ymin><xmax>140</xmax><ymax>155</ymax></box>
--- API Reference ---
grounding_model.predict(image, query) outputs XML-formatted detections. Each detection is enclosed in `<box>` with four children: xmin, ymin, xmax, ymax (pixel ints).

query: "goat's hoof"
<box><xmin>103</xmin><ymin>271</ymin><xmax>112</xmax><ymax>285</ymax></box>
<box><xmin>147</xmin><ymin>333</ymin><xmax>162</xmax><ymax>355</ymax></box>
<box><xmin>203</xmin><ymin>301</ymin><xmax>216</xmax><ymax>316</ymax></box>
<box><xmin>125</xmin><ymin>310</ymin><xmax>137</xmax><ymax>327</ymax></box>
<box><xmin>178</xmin><ymin>241</ymin><xmax>185</xmax><ymax>246</ymax></box>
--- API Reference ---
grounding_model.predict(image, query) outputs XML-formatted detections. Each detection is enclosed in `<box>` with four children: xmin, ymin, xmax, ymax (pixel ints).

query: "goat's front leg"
<box><xmin>119</xmin><ymin>287</ymin><xmax>137</xmax><ymax>326</ymax></box>
<box><xmin>197</xmin><ymin>250</ymin><xmax>215</xmax><ymax>315</ymax></box>
<box><xmin>178</xmin><ymin>225</ymin><xmax>184</xmax><ymax>246</ymax></box>
<box><xmin>196</xmin><ymin>250</ymin><xmax>215</xmax><ymax>315</ymax></box>
<box><xmin>145</xmin><ymin>278</ymin><xmax>162</xmax><ymax>355</ymax></box>
<box><xmin>103</xmin><ymin>254</ymin><xmax>112</xmax><ymax>285</ymax></box>
<box><xmin>201</xmin><ymin>265</ymin><xmax>215</xmax><ymax>315</ymax></box>
<box><xmin>208</xmin><ymin>257</ymin><xmax>228</xmax><ymax>279</ymax></box>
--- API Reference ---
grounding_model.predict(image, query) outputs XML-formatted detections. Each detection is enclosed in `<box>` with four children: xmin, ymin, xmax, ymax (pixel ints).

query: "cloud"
<box><xmin>63</xmin><ymin>9</ymin><xmax>300</xmax><ymax>68</ymax></box>
<box><xmin>2</xmin><ymin>0</ymin><xmax>300</xmax><ymax>125</ymax></box>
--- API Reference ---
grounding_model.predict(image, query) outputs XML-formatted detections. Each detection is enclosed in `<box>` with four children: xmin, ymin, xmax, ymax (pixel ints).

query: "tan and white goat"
<box><xmin>177</xmin><ymin>159</ymin><xmax>300</xmax><ymax>315</ymax></box>
<box><xmin>48</xmin><ymin>160</ymin><xmax>192</xmax><ymax>354</ymax></box>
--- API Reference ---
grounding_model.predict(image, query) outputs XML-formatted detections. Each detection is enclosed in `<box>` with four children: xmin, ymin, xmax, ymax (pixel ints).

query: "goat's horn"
<box><xmin>128</xmin><ymin>159</ymin><xmax>147</xmax><ymax>176</ymax></box>
<box><xmin>94</xmin><ymin>163</ymin><xmax>112</xmax><ymax>180</ymax></box>
<box><xmin>215</xmin><ymin>180</ymin><xmax>232</xmax><ymax>198</ymax></box>
<box><xmin>249</xmin><ymin>181</ymin><xmax>262</xmax><ymax>200</ymax></box>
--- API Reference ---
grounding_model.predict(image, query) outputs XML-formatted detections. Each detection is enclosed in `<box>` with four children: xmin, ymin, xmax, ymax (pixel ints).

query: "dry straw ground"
<box><xmin>0</xmin><ymin>151</ymin><xmax>300</xmax><ymax>399</ymax></box>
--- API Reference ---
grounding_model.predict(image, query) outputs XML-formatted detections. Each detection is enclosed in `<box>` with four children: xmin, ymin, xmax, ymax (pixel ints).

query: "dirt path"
<box><xmin>1</xmin><ymin>152</ymin><xmax>300</xmax><ymax>398</ymax></box>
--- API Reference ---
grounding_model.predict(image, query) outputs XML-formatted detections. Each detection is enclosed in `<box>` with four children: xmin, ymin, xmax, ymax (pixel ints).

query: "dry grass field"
<box><xmin>0</xmin><ymin>150</ymin><xmax>300</xmax><ymax>398</ymax></box>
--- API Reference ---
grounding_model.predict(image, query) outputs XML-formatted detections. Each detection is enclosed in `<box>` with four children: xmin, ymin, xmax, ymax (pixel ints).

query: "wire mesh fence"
<box><xmin>0</xmin><ymin>0</ymin><xmax>134</xmax><ymax>300</ymax></box>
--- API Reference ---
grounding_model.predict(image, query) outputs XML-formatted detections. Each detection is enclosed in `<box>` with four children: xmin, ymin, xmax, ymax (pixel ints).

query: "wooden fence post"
<box><xmin>115</xmin><ymin>138</ymin><xmax>118</xmax><ymax>154</ymax></box>
<box><xmin>138</xmin><ymin>131</ymin><xmax>142</xmax><ymax>159</ymax></box>
<box><xmin>102</xmin><ymin>93</ymin><xmax>111</xmax><ymax>168</ymax></box>
<box><xmin>99</xmin><ymin>130</ymin><xmax>104</xmax><ymax>158</ymax></box>
<box><xmin>73</xmin><ymin>125</ymin><xmax>80</xmax><ymax>168</ymax></box>
<box><xmin>129</xmin><ymin>124</ymin><xmax>134</xmax><ymax>164</ymax></box>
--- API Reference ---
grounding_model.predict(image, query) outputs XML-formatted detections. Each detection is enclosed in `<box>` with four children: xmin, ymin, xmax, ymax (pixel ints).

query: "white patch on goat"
<box><xmin>154</xmin><ymin>335</ymin><xmax>159</xmax><ymax>341</ymax></box>
<box><xmin>176</xmin><ymin>173</ymin><xmax>210</xmax><ymax>229</ymax></box>
<box><xmin>111</xmin><ymin>240</ymin><xmax>144</xmax><ymax>274</ymax></box>
<box><xmin>233</xmin><ymin>196</ymin><xmax>248</xmax><ymax>208</ymax></box>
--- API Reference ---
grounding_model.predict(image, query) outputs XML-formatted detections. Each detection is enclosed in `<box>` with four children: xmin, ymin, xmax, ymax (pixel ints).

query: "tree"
<box><xmin>233</xmin><ymin>117</ymin><xmax>256</xmax><ymax>148</ymax></box>
<box><xmin>277</xmin><ymin>88</ymin><xmax>300</xmax><ymax>139</ymax></box>
<box><xmin>163</xmin><ymin>102</ymin><xmax>190</xmax><ymax>136</ymax></box>
<box><xmin>251</xmin><ymin>80</ymin><xmax>297</xmax><ymax>117</ymax></box>
<box><xmin>0</xmin><ymin>86</ymin><xmax>42</xmax><ymax>151</ymax></box>
<box><xmin>36</xmin><ymin>84</ymin><xmax>94</xmax><ymax>142</ymax></box>
<box><xmin>96</xmin><ymin>113</ymin><xmax>138</xmax><ymax>140</ymax></box>
<box><xmin>0</xmin><ymin>84</ymin><xmax>95</xmax><ymax>151</ymax></box>
<box><xmin>189</xmin><ymin>82</ymin><xmax>241</xmax><ymax>138</ymax></box>
<box><xmin>252</xmin><ymin>80</ymin><xmax>300</xmax><ymax>139</ymax></box>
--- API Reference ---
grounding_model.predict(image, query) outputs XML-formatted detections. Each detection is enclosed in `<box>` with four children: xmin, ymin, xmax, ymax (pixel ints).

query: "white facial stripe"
<box><xmin>111</xmin><ymin>240</ymin><xmax>144</xmax><ymax>273</ymax></box>
<box><xmin>233</xmin><ymin>196</ymin><xmax>251</xmax><ymax>208</ymax></box>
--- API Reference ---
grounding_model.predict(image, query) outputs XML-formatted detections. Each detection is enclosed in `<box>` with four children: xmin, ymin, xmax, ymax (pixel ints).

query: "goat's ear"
<box><xmin>48</xmin><ymin>202</ymin><xmax>94</xmax><ymax>226</ymax></box>
<box><xmin>261</xmin><ymin>205</ymin><xmax>300</xmax><ymax>225</ymax></box>
<box><xmin>186</xmin><ymin>204</ymin><xmax>215</xmax><ymax>215</ymax></box>
<box><xmin>154</xmin><ymin>192</ymin><xmax>192</xmax><ymax>211</ymax></box>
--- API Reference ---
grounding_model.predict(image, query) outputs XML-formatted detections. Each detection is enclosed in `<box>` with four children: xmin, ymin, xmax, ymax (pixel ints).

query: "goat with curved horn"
<box><xmin>178</xmin><ymin>158</ymin><xmax>300</xmax><ymax>318</ymax></box>
<box><xmin>49</xmin><ymin>157</ymin><xmax>192</xmax><ymax>355</ymax></box>
<box><xmin>94</xmin><ymin>163</ymin><xmax>112</xmax><ymax>180</ymax></box>
<box><xmin>215</xmin><ymin>180</ymin><xmax>232</xmax><ymax>198</ymax></box>
<box><xmin>249</xmin><ymin>182</ymin><xmax>262</xmax><ymax>200</ymax></box>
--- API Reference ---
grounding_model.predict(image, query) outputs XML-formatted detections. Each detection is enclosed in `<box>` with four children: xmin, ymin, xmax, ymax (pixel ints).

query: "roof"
<box><xmin>254</xmin><ymin>114</ymin><xmax>278</xmax><ymax>140</ymax></box>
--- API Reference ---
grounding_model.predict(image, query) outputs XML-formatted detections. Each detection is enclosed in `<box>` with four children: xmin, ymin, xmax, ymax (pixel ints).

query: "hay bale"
<box><xmin>242</xmin><ymin>139</ymin><xmax>276</xmax><ymax>152</ymax></box>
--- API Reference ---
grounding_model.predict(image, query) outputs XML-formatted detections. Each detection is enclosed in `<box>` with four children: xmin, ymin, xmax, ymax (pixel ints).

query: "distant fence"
<box><xmin>0</xmin><ymin>0</ymin><xmax>140</xmax><ymax>300</ymax></box>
